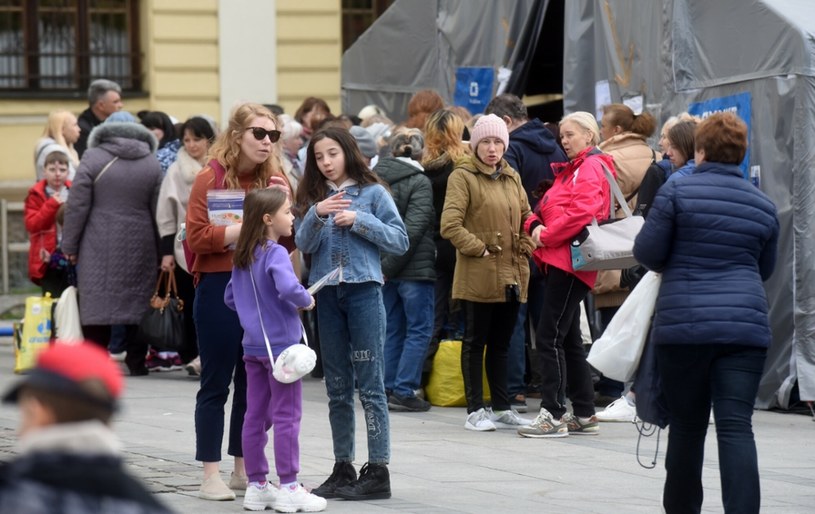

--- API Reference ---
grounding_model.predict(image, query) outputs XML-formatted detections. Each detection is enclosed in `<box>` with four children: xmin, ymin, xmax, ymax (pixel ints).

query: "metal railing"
<box><xmin>1</xmin><ymin>199</ymin><xmax>29</xmax><ymax>294</ymax></box>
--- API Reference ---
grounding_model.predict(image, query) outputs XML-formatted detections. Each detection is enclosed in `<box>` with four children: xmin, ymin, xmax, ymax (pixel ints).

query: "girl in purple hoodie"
<box><xmin>224</xmin><ymin>188</ymin><xmax>325</xmax><ymax>513</ymax></box>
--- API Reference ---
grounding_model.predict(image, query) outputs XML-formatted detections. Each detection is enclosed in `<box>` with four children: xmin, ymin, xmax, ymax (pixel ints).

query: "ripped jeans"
<box><xmin>316</xmin><ymin>282</ymin><xmax>390</xmax><ymax>464</ymax></box>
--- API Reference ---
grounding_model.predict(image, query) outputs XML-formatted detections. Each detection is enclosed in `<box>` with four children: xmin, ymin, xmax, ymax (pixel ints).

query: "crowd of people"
<box><xmin>20</xmin><ymin>78</ymin><xmax>777</xmax><ymax>513</ymax></box>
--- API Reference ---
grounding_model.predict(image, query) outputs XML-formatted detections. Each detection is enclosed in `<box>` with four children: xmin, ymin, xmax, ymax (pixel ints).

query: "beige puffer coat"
<box><xmin>593</xmin><ymin>133</ymin><xmax>655</xmax><ymax>308</ymax></box>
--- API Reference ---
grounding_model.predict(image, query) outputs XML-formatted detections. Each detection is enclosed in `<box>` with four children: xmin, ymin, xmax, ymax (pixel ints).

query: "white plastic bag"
<box><xmin>54</xmin><ymin>286</ymin><xmax>84</xmax><ymax>343</ymax></box>
<box><xmin>587</xmin><ymin>271</ymin><xmax>661</xmax><ymax>382</ymax></box>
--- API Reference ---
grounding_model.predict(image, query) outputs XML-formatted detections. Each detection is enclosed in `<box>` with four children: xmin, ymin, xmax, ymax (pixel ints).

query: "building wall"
<box><xmin>276</xmin><ymin>0</ymin><xmax>342</xmax><ymax>115</ymax></box>
<box><xmin>0</xmin><ymin>0</ymin><xmax>343</xmax><ymax>191</ymax></box>
<box><xmin>151</xmin><ymin>0</ymin><xmax>220</xmax><ymax>121</ymax></box>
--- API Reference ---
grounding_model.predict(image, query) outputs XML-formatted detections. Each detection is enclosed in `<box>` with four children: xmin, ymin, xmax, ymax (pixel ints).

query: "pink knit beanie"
<box><xmin>469</xmin><ymin>113</ymin><xmax>509</xmax><ymax>150</ymax></box>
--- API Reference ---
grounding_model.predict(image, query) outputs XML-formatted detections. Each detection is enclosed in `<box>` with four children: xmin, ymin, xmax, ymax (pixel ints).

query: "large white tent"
<box><xmin>341</xmin><ymin>0</ymin><xmax>815</xmax><ymax>410</ymax></box>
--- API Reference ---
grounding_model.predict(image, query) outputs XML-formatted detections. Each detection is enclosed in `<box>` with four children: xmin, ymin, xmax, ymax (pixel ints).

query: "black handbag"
<box><xmin>137</xmin><ymin>271</ymin><xmax>186</xmax><ymax>351</ymax></box>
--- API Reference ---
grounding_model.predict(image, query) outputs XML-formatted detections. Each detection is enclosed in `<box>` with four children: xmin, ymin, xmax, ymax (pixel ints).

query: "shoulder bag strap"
<box><xmin>94</xmin><ymin>156</ymin><xmax>119</xmax><ymax>184</ymax></box>
<box><xmin>249</xmin><ymin>267</ymin><xmax>276</xmax><ymax>362</ymax></box>
<box><xmin>249</xmin><ymin>267</ymin><xmax>311</xmax><ymax>364</ymax></box>
<box><xmin>599</xmin><ymin>162</ymin><xmax>634</xmax><ymax>220</ymax></box>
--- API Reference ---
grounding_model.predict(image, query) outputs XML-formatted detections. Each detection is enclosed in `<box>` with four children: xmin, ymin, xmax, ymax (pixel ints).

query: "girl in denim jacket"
<box><xmin>295</xmin><ymin>127</ymin><xmax>408</xmax><ymax>502</ymax></box>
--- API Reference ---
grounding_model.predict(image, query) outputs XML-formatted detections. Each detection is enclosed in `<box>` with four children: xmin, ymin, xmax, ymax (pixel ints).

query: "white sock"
<box><xmin>249</xmin><ymin>480</ymin><xmax>266</xmax><ymax>488</ymax></box>
<box><xmin>281</xmin><ymin>481</ymin><xmax>298</xmax><ymax>491</ymax></box>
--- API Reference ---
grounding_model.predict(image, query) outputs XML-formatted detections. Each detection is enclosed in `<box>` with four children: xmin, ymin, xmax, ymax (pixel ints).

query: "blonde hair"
<box><xmin>41</xmin><ymin>110</ymin><xmax>79</xmax><ymax>164</ymax></box>
<box><xmin>422</xmin><ymin>109</ymin><xmax>469</xmax><ymax>165</ymax></box>
<box><xmin>208</xmin><ymin>103</ymin><xmax>283</xmax><ymax>190</ymax></box>
<box><xmin>560</xmin><ymin>111</ymin><xmax>601</xmax><ymax>146</ymax></box>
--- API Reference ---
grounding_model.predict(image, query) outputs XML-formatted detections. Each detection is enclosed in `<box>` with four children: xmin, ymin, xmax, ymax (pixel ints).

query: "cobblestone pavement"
<box><xmin>0</xmin><ymin>334</ymin><xmax>813</xmax><ymax>513</ymax></box>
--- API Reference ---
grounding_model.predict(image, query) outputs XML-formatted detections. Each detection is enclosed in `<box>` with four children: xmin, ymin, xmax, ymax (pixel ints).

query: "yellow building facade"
<box><xmin>0</xmin><ymin>0</ymin><xmax>342</xmax><ymax>196</ymax></box>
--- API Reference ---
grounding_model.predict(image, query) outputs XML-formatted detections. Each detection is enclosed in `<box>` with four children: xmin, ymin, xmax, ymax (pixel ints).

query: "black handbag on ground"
<box><xmin>137</xmin><ymin>271</ymin><xmax>186</xmax><ymax>351</ymax></box>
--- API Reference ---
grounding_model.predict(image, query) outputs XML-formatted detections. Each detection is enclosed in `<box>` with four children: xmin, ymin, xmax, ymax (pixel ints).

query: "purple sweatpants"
<box><xmin>242</xmin><ymin>354</ymin><xmax>302</xmax><ymax>484</ymax></box>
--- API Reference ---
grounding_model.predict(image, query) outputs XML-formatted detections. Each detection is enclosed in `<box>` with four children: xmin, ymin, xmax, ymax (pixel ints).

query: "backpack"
<box><xmin>632</xmin><ymin>150</ymin><xmax>668</xmax><ymax>218</ymax></box>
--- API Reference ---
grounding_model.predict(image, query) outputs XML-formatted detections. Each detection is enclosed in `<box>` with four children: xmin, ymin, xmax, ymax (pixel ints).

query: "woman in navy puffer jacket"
<box><xmin>634</xmin><ymin>112</ymin><xmax>778</xmax><ymax>514</ymax></box>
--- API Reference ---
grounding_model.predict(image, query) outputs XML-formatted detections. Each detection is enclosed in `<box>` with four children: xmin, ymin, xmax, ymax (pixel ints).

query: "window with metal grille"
<box><xmin>0</xmin><ymin>0</ymin><xmax>141</xmax><ymax>93</ymax></box>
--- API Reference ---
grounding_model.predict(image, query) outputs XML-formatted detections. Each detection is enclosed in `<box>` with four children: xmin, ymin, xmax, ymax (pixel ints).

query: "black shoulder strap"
<box><xmin>623</xmin><ymin>149</ymin><xmax>657</xmax><ymax>203</ymax></box>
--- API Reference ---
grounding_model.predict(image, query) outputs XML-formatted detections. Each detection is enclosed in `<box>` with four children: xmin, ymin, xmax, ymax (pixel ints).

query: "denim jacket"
<box><xmin>295</xmin><ymin>183</ymin><xmax>409</xmax><ymax>286</ymax></box>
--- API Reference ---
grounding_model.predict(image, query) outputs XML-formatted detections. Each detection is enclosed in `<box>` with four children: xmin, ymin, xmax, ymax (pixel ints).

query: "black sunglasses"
<box><xmin>246</xmin><ymin>127</ymin><xmax>281</xmax><ymax>143</ymax></box>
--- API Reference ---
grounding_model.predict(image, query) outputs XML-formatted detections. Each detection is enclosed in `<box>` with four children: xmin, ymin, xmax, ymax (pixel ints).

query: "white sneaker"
<box><xmin>465</xmin><ymin>407</ymin><xmax>497</xmax><ymax>431</ymax></box>
<box><xmin>489</xmin><ymin>408</ymin><xmax>533</xmax><ymax>428</ymax></box>
<box><xmin>243</xmin><ymin>482</ymin><xmax>277</xmax><ymax>511</ymax></box>
<box><xmin>595</xmin><ymin>396</ymin><xmax>637</xmax><ymax>423</ymax></box>
<box><xmin>274</xmin><ymin>484</ymin><xmax>327</xmax><ymax>513</ymax></box>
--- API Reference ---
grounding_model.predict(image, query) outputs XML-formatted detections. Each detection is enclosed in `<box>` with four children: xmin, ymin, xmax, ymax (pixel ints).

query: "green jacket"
<box><xmin>374</xmin><ymin>157</ymin><xmax>436</xmax><ymax>281</ymax></box>
<box><xmin>441</xmin><ymin>154</ymin><xmax>533</xmax><ymax>303</ymax></box>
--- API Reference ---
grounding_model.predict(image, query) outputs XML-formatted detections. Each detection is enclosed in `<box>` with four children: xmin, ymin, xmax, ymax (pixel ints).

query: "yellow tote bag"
<box><xmin>14</xmin><ymin>295</ymin><xmax>54</xmax><ymax>373</ymax></box>
<box><xmin>425</xmin><ymin>340</ymin><xmax>491</xmax><ymax>407</ymax></box>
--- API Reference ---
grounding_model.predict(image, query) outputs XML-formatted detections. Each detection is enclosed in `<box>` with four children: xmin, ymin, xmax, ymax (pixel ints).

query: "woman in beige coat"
<box><xmin>440</xmin><ymin>114</ymin><xmax>534</xmax><ymax>432</ymax></box>
<box><xmin>593</xmin><ymin>103</ymin><xmax>657</xmax><ymax>403</ymax></box>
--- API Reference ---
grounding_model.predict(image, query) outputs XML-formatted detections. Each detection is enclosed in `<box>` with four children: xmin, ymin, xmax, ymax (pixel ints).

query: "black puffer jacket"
<box><xmin>423</xmin><ymin>153</ymin><xmax>457</xmax><ymax>275</ymax></box>
<box><xmin>504</xmin><ymin>118</ymin><xmax>567</xmax><ymax>209</ymax></box>
<box><xmin>374</xmin><ymin>157</ymin><xmax>436</xmax><ymax>281</ymax></box>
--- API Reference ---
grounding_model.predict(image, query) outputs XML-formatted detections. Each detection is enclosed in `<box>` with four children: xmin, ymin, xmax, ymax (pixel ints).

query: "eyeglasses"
<box><xmin>246</xmin><ymin>127</ymin><xmax>281</xmax><ymax>143</ymax></box>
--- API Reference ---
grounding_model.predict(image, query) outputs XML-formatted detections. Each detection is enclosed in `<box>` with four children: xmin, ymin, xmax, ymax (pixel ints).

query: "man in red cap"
<box><xmin>0</xmin><ymin>342</ymin><xmax>173</xmax><ymax>513</ymax></box>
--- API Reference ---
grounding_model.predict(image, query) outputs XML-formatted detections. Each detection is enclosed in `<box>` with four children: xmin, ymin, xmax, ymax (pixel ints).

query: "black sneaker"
<box><xmin>312</xmin><ymin>461</ymin><xmax>356</xmax><ymax>499</ymax></box>
<box><xmin>388</xmin><ymin>393</ymin><xmax>431</xmax><ymax>412</ymax></box>
<box><xmin>511</xmin><ymin>393</ymin><xmax>528</xmax><ymax>413</ymax></box>
<box><xmin>335</xmin><ymin>462</ymin><xmax>391</xmax><ymax>500</ymax></box>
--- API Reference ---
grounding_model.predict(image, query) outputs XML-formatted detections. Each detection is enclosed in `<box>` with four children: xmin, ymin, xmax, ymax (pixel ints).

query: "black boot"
<box><xmin>312</xmin><ymin>461</ymin><xmax>356</xmax><ymax>499</ymax></box>
<box><xmin>335</xmin><ymin>462</ymin><xmax>391</xmax><ymax>500</ymax></box>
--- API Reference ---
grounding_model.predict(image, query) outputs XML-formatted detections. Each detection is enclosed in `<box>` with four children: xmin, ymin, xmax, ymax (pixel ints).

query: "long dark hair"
<box><xmin>139</xmin><ymin>110</ymin><xmax>177</xmax><ymax>148</ymax></box>
<box><xmin>232</xmin><ymin>188</ymin><xmax>288</xmax><ymax>269</ymax></box>
<box><xmin>295</xmin><ymin>127</ymin><xmax>384</xmax><ymax>217</ymax></box>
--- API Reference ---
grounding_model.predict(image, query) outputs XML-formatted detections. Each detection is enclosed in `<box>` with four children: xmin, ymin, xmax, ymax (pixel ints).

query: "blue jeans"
<box><xmin>507</xmin><ymin>259</ymin><xmax>545</xmax><ymax>396</ymax></box>
<box><xmin>383</xmin><ymin>279</ymin><xmax>434</xmax><ymax>397</ymax></box>
<box><xmin>316</xmin><ymin>282</ymin><xmax>390</xmax><ymax>464</ymax></box>
<box><xmin>657</xmin><ymin>344</ymin><xmax>766</xmax><ymax>514</ymax></box>
<box><xmin>193</xmin><ymin>272</ymin><xmax>247</xmax><ymax>462</ymax></box>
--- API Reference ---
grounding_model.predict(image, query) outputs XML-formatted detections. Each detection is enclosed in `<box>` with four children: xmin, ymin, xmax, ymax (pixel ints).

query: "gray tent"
<box><xmin>563</xmin><ymin>0</ymin><xmax>815</xmax><ymax>410</ymax></box>
<box><xmin>342</xmin><ymin>0</ymin><xmax>815</xmax><ymax>409</ymax></box>
<box><xmin>341</xmin><ymin>0</ymin><xmax>536</xmax><ymax>121</ymax></box>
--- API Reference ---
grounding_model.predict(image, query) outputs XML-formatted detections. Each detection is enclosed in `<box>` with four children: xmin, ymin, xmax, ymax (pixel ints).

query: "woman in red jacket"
<box><xmin>517</xmin><ymin>111</ymin><xmax>614</xmax><ymax>439</ymax></box>
<box><xmin>24</xmin><ymin>151</ymin><xmax>71</xmax><ymax>297</ymax></box>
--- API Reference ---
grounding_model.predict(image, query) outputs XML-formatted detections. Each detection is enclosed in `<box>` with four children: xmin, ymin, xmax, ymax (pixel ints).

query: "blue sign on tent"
<box><xmin>454</xmin><ymin>67</ymin><xmax>494</xmax><ymax>114</ymax></box>
<box><xmin>688</xmin><ymin>92</ymin><xmax>752</xmax><ymax>180</ymax></box>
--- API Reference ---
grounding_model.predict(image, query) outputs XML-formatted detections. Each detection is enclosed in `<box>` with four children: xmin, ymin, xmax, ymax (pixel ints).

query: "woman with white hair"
<box><xmin>517</xmin><ymin>111</ymin><xmax>616</xmax><ymax>439</ymax></box>
<box><xmin>277</xmin><ymin>114</ymin><xmax>304</xmax><ymax>192</ymax></box>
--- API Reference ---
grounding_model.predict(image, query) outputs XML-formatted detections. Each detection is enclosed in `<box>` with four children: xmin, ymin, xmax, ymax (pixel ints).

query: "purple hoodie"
<box><xmin>224</xmin><ymin>241</ymin><xmax>311</xmax><ymax>357</ymax></box>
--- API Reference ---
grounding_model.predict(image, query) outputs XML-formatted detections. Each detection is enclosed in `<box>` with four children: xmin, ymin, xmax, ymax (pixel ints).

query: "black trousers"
<box><xmin>535</xmin><ymin>266</ymin><xmax>594</xmax><ymax>419</ymax></box>
<box><xmin>83</xmin><ymin>324</ymin><xmax>144</xmax><ymax>372</ymax></box>
<box><xmin>460</xmin><ymin>298</ymin><xmax>519</xmax><ymax>413</ymax></box>
<box><xmin>173</xmin><ymin>266</ymin><xmax>198</xmax><ymax>363</ymax></box>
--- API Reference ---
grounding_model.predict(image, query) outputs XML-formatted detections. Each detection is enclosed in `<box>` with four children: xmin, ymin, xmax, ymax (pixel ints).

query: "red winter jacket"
<box><xmin>524</xmin><ymin>147</ymin><xmax>614</xmax><ymax>287</ymax></box>
<box><xmin>24</xmin><ymin>179</ymin><xmax>70</xmax><ymax>284</ymax></box>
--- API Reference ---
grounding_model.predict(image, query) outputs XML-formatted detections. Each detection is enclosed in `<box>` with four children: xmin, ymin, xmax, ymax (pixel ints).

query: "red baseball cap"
<box><xmin>3</xmin><ymin>342</ymin><xmax>123</xmax><ymax>410</ymax></box>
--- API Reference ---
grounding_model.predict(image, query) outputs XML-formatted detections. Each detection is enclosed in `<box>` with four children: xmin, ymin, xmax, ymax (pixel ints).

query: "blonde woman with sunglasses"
<box><xmin>185</xmin><ymin>102</ymin><xmax>292</xmax><ymax>502</ymax></box>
